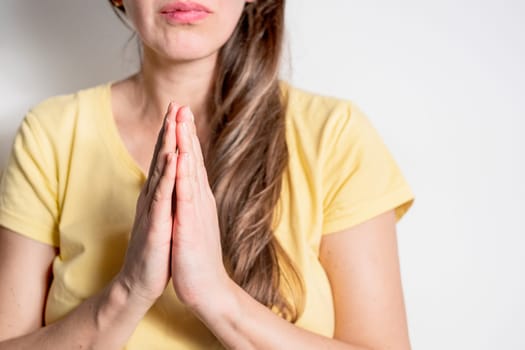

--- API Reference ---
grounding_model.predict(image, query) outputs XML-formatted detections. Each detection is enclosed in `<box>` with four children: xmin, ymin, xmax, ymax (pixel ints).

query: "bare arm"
<box><xmin>0</xmin><ymin>227</ymin><xmax>149</xmax><ymax>350</ymax></box>
<box><xmin>0</xmin><ymin>227</ymin><xmax>55</xmax><ymax>339</ymax></box>
<box><xmin>319</xmin><ymin>210</ymin><xmax>411</xmax><ymax>349</ymax></box>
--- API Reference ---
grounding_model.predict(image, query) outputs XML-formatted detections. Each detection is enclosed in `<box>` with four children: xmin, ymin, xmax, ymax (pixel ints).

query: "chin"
<box><xmin>148</xmin><ymin>32</ymin><xmax>223</xmax><ymax>63</ymax></box>
<box><xmin>164</xmin><ymin>46</ymin><xmax>218</xmax><ymax>62</ymax></box>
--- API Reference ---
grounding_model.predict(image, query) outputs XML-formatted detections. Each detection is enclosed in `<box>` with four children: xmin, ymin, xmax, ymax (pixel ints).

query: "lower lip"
<box><xmin>161</xmin><ymin>10</ymin><xmax>210</xmax><ymax>24</ymax></box>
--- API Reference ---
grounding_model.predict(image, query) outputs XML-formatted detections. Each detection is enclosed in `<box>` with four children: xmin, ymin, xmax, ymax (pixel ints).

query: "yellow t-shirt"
<box><xmin>0</xmin><ymin>82</ymin><xmax>414</xmax><ymax>349</ymax></box>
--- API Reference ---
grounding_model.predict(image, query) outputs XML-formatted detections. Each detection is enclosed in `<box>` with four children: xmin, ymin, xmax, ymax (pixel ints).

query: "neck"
<box><xmin>131</xmin><ymin>46</ymin><xmax>217</xmax><ymax>126</ymax></box>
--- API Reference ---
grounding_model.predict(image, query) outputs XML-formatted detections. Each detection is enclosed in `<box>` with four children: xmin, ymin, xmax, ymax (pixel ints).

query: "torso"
<box><xmin>30</xmin><ymin>82</ymin><xmax>376</xmax><ymax>347</ymax></box>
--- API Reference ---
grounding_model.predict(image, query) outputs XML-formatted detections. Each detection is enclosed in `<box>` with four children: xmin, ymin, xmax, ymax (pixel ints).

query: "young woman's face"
<box><xmin>122</xmin><ymin>0</ymin><xmax>251</xmax><ymax>61</ymax></box>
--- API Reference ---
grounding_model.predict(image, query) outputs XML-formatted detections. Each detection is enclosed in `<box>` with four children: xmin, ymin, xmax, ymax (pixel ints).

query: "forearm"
<box><xmin>0</xmin><ymin>277</ymin><xmax>149</xmax><ymax>350</ymax></box>
<box><xmin>195</xmin><ymin>279</ymin><xmax>371</xmax><ymax>350</ymax></box>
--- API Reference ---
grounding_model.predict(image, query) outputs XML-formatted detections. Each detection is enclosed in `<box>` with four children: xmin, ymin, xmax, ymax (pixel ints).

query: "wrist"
<box><xmin>114</xmin><ymin>270</ymin><xmax>160</xmax><ymax>308</ymax></box>
<box><xmin>191</xmin><ymin>278</ymin><xmax>258</xmax><ymax>350</ymax></box>
<box><xmin>95</xmin><ymin>276</ymin><xmax>152</xmax><ymax>332</ymax></box>
<box><xmin>191</xmin><ymin>276</ymin><xmax>242</xmax><ymax>327</ymax></box>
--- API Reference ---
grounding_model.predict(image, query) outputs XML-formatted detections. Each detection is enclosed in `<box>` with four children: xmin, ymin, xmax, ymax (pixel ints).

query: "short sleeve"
<box><xmin>321</xmin><ymin>103</ymin><xmax>414</xmax><ymax>234</ymax></box>
<box><xmin>0</xmin><ymin>111</ymin><xmax>59</xmax><ymax>246</ymax></box>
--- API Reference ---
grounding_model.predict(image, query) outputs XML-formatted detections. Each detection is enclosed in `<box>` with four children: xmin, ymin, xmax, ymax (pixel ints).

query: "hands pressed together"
<box><xmin>110</xmin><ymin>104</ymin><xmax>362</xmax><ymax>350</ymax></box>
<box><xmin>118</xmin><ymin>102</ymin><xmax>230</xmax><ymax>317</ymax></box>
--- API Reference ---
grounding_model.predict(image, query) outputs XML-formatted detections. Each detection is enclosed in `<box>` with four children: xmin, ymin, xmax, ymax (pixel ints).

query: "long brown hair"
<box><xmin>110</xmin><ymin>0</ymin><xmax>303</xmax><ymax>321</ymax></box>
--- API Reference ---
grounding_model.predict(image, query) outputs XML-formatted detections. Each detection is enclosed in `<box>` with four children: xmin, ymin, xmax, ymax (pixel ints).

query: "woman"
<box><xmin>0</xmin><ymin>0</ymin><xmax>414</xmax><ymax>349</ymax></box>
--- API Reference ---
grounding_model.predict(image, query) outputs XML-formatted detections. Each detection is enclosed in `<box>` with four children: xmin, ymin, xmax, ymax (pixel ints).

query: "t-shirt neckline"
<box><xmin>99</xmin><ymin>82</ymin><xmax>147</xmax><ymax>183</ymax></box>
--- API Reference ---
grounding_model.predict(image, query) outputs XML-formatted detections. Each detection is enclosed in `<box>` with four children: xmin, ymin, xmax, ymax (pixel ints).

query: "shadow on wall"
<box><xmin>0</xmin><ymin>0</ymin><xmax>138</xmax><ymax>167</ymax></box>
<box><xmin>0</xmin><ymin>132</ymin><xmax>15</xmax><ymax>172</ymax></box>
<box><xmin>9</xmin><ymin>0</ymin><xmax>138</xmax><ymax>90</ymax></box>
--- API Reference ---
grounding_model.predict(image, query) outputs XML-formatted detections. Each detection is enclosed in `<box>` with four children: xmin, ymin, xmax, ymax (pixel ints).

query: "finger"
<box><xmin>175</xmin><ymin>106</ymin><xmax>193</xmax><ymax>152</ymax></box>
<box><xmin>177</xmin><ymin>106</ymin><xmax>205</xmax><ymax>167</ymax></box>
<box><xmin>175</xmin><ymin>152</ymin><xmax>194</xmax><ymax>224</ymax></box>
<box><xmin>147</xmin><ymin>102</ymin><xmax>172</xmax><ymax>181</ymax></box>
<box><xmin>175</xmin><ymin>106</ymin><xmax>196</xmax><ymax>180</ymax></box>
<box><xmin>147</xmin><ymin>115</ymin><xmax>172</xmax><ymax>195</ymax></box>
<box><xmin>176</xmin><ymin>106</ymin><xmax>206</xmax><ymax>187</ymax></box>
<box><xmin>150</xmin><ymin>152</ymin><xmax>177</xmax><ymax>224</ymax></box>
<box><xmin>147</xmin><ymin>102</ymin><xmax>178</xmax><ymax>195</ymax></box>
<box><xmin>190</xmin><ymin>121</ymin><xmax>209</xmax><ymax>186</ymax></box>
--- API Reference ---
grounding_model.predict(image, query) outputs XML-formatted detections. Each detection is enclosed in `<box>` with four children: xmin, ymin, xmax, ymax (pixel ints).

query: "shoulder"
<box><xmin>279</xmin><ymin>81</ymin><xmax>374</xmax><ymax>157</ymax></box>
<box><xmin>19</xmin><ymin>83</ymin><xmax>111</xmax><ymax>153</ymax></box>
<box><xmin>27</xmin><ymin>83</ymin><xmax>110</xmax><ymax>129</ymax></box>
<box><xmin>280</xmin><ymin>83</ymin><xmax>414</xmax><ymax>232</ymax></box>
<box><xmin>12</xmin><ymin>83</ymin><xmax>111</xmax><ymax>167</ymax></box>
<box><xmin>281</xmin><ymin>81</ymin><xmax>355</xmax><ymax>124</ymax></box>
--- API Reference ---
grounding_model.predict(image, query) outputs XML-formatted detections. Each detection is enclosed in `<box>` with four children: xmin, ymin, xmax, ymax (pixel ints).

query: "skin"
<box><xmin>0</xmin><ymin>1</ymin><xmax>412</xmax><ymax>349</ymax></box>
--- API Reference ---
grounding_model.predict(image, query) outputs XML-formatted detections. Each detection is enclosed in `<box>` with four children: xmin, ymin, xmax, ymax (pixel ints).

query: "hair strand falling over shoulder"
<box><xmin>208</xmin><ymin>0</ymin><xmax>304</xmax><ymax>322</ymax></box>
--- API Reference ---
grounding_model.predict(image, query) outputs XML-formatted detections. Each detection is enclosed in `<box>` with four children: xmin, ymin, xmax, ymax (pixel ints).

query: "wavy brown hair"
<box><xmin>110</xmin><ymin>0</ymin><xmax>303</xmax><ymax>321</ymax></box>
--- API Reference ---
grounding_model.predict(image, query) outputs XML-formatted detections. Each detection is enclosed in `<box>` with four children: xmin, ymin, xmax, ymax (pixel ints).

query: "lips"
<box><xmin>160</xmin><ymin>1</ymin><xmax>212</xmax><ymax>24</ymax></box>
<box><xmin>160</xmin><ymin>1</ymin><xmax>211</xmax><ymax>13</ymax></box>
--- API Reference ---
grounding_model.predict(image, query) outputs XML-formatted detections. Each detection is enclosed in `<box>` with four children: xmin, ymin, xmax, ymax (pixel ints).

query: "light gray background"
<box><xmin>1</xmin><ymin>1</ymin><xmax>524</xmax><ymax>349</ymax></box>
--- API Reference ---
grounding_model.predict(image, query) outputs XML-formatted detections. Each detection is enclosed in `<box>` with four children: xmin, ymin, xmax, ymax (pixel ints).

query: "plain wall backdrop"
<box><xmin>1</xmin><ymin>1</ymin><xmax>524</xmax><ymax>349</ymax></box>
